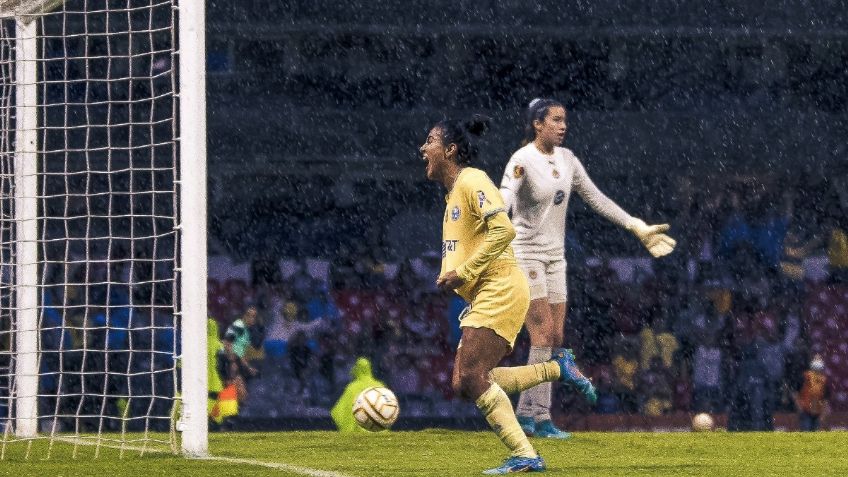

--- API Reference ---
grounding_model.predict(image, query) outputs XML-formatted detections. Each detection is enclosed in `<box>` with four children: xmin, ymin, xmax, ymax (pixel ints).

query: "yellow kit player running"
<box><xmin>420</xmin><ymin>114</ymin><xmax>593</xmax><ymax>475</ymax></box>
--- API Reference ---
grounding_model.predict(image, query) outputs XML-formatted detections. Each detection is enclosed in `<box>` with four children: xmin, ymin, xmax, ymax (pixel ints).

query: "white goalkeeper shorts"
<box><xmin>516</xmin><ymin>258</ymin><xmax>567</xmax><ymax>304</ymax></box>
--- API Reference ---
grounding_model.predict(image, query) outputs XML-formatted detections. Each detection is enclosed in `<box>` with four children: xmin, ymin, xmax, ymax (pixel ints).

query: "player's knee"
<box><xmin>453</xmin><ymin>368</ymin><xmax>486</xmax><ymax>401</ymax></box>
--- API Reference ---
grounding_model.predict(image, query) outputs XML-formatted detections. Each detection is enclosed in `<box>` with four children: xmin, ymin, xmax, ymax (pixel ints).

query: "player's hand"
<box><xmin>627</xmin><ymin>218</ymin><xmax>676</xmax><ymax>258</ymax></box>
<box><xmin>436</xmin><ymin>270</ymin><xmax>465</xmax><ymax>291</ymax></box>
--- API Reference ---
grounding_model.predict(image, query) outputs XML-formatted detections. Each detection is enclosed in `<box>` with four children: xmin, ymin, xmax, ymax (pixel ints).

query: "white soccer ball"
<box><xmin>352</xmin><ymin>386</ymin><xmax>400</xmax><ymax>432</ymax></box>
<box><xmin>692</xmin><ymin>413</ymin><xmax>714</xmax><ymax>432</ymax></box>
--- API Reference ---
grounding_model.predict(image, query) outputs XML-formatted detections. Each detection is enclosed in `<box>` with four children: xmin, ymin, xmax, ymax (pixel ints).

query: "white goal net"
<box><xmin>0</xmin><ymin>0</ymin><xmax>207</xmax><ymax>457</ymax></box>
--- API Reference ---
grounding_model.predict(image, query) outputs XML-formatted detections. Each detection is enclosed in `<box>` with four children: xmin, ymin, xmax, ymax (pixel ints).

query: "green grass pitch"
<box><xmin>1</xmin><ymin>430</ymin><xmax>846</xmax><ymax>476</ymax></box>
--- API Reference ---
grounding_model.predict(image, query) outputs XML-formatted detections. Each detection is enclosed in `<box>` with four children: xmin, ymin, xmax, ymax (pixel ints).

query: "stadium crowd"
<box><xmin>206</xmin><ymin>175</ymin><xmax>847</xmax><ymax>430</ymax></box>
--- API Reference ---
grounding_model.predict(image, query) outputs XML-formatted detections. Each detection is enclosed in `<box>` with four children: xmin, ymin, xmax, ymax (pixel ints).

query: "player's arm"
<box><xmin>571</xmin><ymin>155</ymin><xmax>676</xmax><ymax>258</ymax></box>
<box><xmin>437</xmin><ymin>175</ymin><xmax>514</xmax><ymax>290</ymax></box>
<box><xmin>499</xmin><ymin>155</ymin><xmax>526</xmax><ymax>216</ymax></box>
<box><xmin>454</xmin><ymin>211</ymin><xmax>515</xmax><ymax>284</ymax></box>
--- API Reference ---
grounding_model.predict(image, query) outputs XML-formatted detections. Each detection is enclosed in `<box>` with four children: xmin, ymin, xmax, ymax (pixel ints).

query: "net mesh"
<box><xmin>0</xmin><ymin>0</ymin><xmax>181</xmax><ymax>456</ymax></box>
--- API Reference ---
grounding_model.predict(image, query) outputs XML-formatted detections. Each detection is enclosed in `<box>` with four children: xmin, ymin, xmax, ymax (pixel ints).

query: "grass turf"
<box><xmin>1</xmin><ymin>430</ymin><xmax>845</xmax><ymax>476</ymax></box>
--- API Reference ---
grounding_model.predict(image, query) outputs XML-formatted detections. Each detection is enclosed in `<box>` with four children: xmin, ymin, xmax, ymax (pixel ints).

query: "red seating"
<box><xmin>804</xmin><ymin>285</ymin><xmax>848</xmax><ymax>410</ymax></box>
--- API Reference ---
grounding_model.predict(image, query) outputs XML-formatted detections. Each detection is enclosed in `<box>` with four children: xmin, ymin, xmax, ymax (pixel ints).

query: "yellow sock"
<box><xmin>475</xmin><ymin>383</ymin><xmax>536</xmax><ymax>458</ymax></box>
<box><xmin>489</xmin><ymin>361</ymin><xmax>560</xmax><ymax>394</ymax></box>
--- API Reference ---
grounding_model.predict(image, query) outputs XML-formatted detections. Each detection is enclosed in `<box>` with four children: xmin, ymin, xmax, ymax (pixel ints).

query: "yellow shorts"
<box><xmin>459</xmin><ymin>263</ymin><xmax>530</xmax><ymax>349</ymax></box>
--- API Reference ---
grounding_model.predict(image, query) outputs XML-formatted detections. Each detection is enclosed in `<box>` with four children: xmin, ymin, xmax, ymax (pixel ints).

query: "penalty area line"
<box><xmin>54</xmin><ymin>437</ymin><xmax>356</xmax><ymax>477</ymax></box>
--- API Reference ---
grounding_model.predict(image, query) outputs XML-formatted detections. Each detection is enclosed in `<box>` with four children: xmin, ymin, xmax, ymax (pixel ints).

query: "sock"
<box><xmin>511</xmin><ymin>347</ymin><xmax>555</xmax><ymax>418</ymax></box>
<box><xmin>489</xmin><ymin>361</ymin><xmax>560</xmax><ymax>395</ymax></box>
<box><xmin>476</xmin><ymin>383</ymin><xmax>537</xmax><ymax>458</ymax></box>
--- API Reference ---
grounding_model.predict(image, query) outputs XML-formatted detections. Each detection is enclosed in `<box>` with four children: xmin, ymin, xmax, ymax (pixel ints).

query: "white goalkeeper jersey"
<box><xmin>499</xmin><ymin>143</ymin><xmax>633</xmax><ymax>261</ymax></box>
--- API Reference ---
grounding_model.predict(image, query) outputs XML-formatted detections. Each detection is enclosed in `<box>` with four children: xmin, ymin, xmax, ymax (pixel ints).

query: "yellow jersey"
<box><xmin>441</xmin><ymin>167</ymin><xmax>517</xmax><ymax>301</ymax></box>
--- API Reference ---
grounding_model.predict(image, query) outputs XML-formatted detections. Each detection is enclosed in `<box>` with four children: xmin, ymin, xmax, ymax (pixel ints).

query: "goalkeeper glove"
<box><xmin>626</xmin><ymin>218</ymin><xmax>677</xmax><ymax>258</ymax></box>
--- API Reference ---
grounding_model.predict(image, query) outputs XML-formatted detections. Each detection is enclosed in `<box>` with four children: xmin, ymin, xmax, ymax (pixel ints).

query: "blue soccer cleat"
<box><xmin>482</xmin><ymin>455</ymin><xmax>546</xmax><ymax>474</ymax></box>
<box><xmin>517</xmin><ymin>415</ymin><xmax>536</xmax><ymax>436</ymax></box>
<box><xmin>553</xmin><ymin>348</ymin><xmax>597</xmax><ymax>404</ymax></box>
<box><xmin>534</xmin><ymin>419</ymin><xmax>571</xmax><ymax>439</ymax></box>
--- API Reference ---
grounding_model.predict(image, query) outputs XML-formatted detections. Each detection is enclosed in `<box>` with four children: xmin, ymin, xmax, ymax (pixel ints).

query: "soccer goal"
<box><xmin>0</xmin><ymin>0</ymin><xmax>207</xmax><ymax>457</ymax></box>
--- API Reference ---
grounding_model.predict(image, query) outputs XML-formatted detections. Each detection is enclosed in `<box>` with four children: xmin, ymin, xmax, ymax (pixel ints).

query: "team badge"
<box><xmin>554</xmin><ymin>190</ymin><xmax>565</xmax><ymax>205</ymax></box>
<box><xmin>451</xmin><ymin>206</ymin><xmax>461</xmax><ymax>221</ymax></box>
<box><xmin>552</xmin><ymin>169</ymin><xmax>560</xmax><ymax>179</ymax></box>
<box><xmin>528</xmin><ymin>270</ymin><xmax>538</xmax><ymax>280</ymax></box>
<box><xmin>513</xmin><ymin>165</ymin><xmax>525</xmax><ymax>178</ymax></box>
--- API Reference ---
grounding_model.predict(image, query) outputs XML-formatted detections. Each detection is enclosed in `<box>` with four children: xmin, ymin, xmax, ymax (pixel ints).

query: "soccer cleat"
<box><xmin>533</xmin><ymin>419</ymin><xmax>571</xmax><ymax>439</ymax></box>
<box><xmin>553</xmin><ymin>348</ymin><xmax>597</xmax><ymax>405</ymax></box>
<box><xmin>517</xmin><ymin>415</ymin><xmax>536</xmax><ymax>436</ymax></box>
<box><xmin>482</xmin><ymin>455</ymin><xmax>546</xmax><ymax>474</ymax></box>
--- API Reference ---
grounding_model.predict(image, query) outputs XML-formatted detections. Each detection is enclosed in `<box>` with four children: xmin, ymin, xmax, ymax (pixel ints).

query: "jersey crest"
<box><xmin>513</xmin><ymin>165</ymin><xmax>525</xmax><ymax>178</ymax></box>
<box><xmin>554</xmin><ymin>190</ymin><xmax>565</xmax><ymax>205</ymax></box>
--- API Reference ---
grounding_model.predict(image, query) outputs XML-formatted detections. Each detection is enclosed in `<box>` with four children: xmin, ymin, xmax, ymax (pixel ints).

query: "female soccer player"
<box><xmin>500</xmin><ymin>98</ymin><xmax>676</xmax><ymax>439</ymax></box>
<box><xmin>421</xmin><ymin>115</ymin><xmax>593</xmax><ymax>474</ymax></box>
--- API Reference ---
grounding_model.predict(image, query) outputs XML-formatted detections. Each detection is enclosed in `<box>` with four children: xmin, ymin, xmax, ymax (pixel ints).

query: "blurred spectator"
<box><xmin>752</xmin><ymin>190</ymin><xmax>793</xmax><ymax>272</ymax></box>
<box><xmin>207</xmin><ymin>318</ymin><xmax>224</xmax><ymax>419</ymax></box>
<box><xmin>266</xmin><ymin>302</ymin><xmax>326</xmax><ymax>349</ymax></box>
<box><xmin>728</xmin><ymin>345</ymin><xmax>771</xmax><ymax>431</ymax></box>
<box><xmin>692</xmin><ymin>331</ymin><xmax>723</xmax><ymax>413</ymax></box>
<box><xmin>753</xmin><ymin>308</ymin><xmax>788</xmax><ymax>417</ymax></box>
<box><xmin>386</xmin><ymin>353</ymin><xmax>421</xmax><ymax>395</ymax></box>
<box><xmin>718</xmin><ymin>186</ymin><xmax>789</xmax><ymax>284</ymax></box>
<box><xmin>592</xmin><ymin>366</ymin><xmax>621</xmax><ymax>414</ymax></box>
<box><xmin>224</xmin><ymin>305</ymin><xmax>262</xmax><ymax>359</ymax></box>
<box><xmin>289</xmin><ymin>266</ymin><xmax>317</xmax><ymax>302</ymax></box>
<box><xmin>638</xmin><ymin>314</ymin><xmax>679</xmax><ymax>371</ymax></box>
<box><xmin>267</xmin><ymin>303</ymin><xmax>327</xmax><ymax>393</ymax></box>
<box><xmin>331</xmin><ymin>357</ymin><xmax>385</xmax><ymax>433</ymax></box>
<box><xmin>212</xmin><ymin>337</ymin><xmax>256</xmax><ymax>425</ymax></box>
<box><xmin>306</xmin><ymin>283</ymin><xmax>340</xmax><ymax>323</ymax></box>
<box><xmin>288</xmin><ymin>329</ymin><xmax>313</xmax><ymax>396</ymax></box>
<box><xmin>827</xmin><ymin>224</ymin><xmax>848</xmax><ymax>284</ymax></box>
<box><xmin>317</xmin><ymin>328</ymin><xmax>341</xmax><ymax>395</ymax></box>
<box><xmin>717</xmin><ymin>189</ymin><xmax>753</xmax><ymax>263</ymax></box>
<box><xmin>779</xmin><ymin>224</ymin><xmax>815</xmax><ymax>287</ymax></box>
<box><xmin>792</xmin><ymin>355</ymin><xmax>831</xmax><ymax>431</ymax></box>
<box><xmin>636</xmin><ymin>356</ymin><xmax>674</xmax><ymax>416</ymax></box>
<box><xmin>611</xmin><ymin>337</ymin><xmax>639</xmax><ymax>413</ymax></box>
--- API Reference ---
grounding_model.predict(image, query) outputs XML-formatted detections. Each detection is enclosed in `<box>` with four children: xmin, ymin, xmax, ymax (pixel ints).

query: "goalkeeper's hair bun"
<box><xmin>434</xmin><ymin>114</ymin><xmax>492</xmax><ymax>166</ymax></box>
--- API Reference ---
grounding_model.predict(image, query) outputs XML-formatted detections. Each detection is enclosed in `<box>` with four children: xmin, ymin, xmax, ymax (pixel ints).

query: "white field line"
<box><xmin>203</xmin><ymin>455</ymin><xmax>357</xmax><ymax>477</ymax></box>
<box><xmin>54</xmin><ymin>437</ymin><xmax>357</xmax><ymax>477</ymax></box>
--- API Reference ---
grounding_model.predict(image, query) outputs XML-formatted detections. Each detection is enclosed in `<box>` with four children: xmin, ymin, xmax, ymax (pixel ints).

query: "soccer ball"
<box><xmin>352</xmin><ymin>386</ymin><xmax>400</xmax><ymax>432</ymax></box>
<box><xmin>692</xmin><ymin>413</ymin><xmax>714</xmax><ymax>432</ymax></box>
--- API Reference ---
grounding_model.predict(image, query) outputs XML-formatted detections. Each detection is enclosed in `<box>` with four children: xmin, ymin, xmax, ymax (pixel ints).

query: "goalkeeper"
<box><xmin>499</xmin><ymin>98</ymin><xmax>676</xmax><ymax>439</ymax></box>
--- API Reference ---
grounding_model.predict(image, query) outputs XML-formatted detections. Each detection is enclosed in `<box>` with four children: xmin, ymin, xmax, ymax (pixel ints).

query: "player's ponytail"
<box><xmin>522</xmin><ymin>98</ymin><xmax>562</xmax><ymax>146</ymax></box>
<box><xmin>463</xmin><ymin>114</ymin><xmax>491</xmax><ymax>137</ymax></box>
<box><xmin>436</xmin><ymin>114</ymin><xmax>492</xmax><ymax>166</ymax></box>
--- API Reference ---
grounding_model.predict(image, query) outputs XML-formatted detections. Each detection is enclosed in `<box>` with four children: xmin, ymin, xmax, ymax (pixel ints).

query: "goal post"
<box><xmin>0</xmin><ymin>0</ymin><xmax>208</xmax><ymax>457</ymax></box>
<box><xmin>12</xmin><ymin>14</ymin><xmax>38</xmax><ymax>440</ymax></box>
<box><xmin>177</xmin><ymin>0</ymin><xmax>208</xmax><ymax>458</ymax></box>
